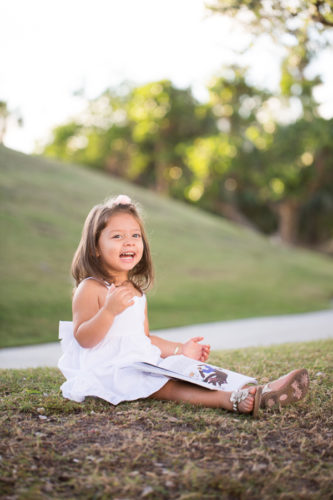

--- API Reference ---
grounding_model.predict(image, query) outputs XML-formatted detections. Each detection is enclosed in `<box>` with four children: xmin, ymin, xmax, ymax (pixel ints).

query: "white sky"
<box><xmin>1</xmin><ymin>0</ymin><xmax>333</xmax><ymax>153</ymax></box>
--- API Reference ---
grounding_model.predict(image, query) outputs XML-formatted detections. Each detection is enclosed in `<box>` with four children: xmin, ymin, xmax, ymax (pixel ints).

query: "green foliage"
<box><xmin>41</xmin><ymin>65</ymin><xmax>333</xmax><ymax>245</ymax></box>
<box><xmin>203</xmin><ymin>1</ymin><xmax>333</xmax><ymax>244</ymax></box>
<box><xmin>40</xmin><ymin>1</ymin><xmax>333</xmax><ymax>246</ymax></box>
<box><xmin>0</xmin><ymin>101</ymin><xmax>23</xmax><ymax>144</ymax></box>
<box><xmin>207</xmin><ymin>0</ymin><xmax>333</xmax><ymax>32</ymax></box>
<box><xmin>43</xmin><ymin>81</ymin><xmax>217</xmax><ymax>195</ymax></box>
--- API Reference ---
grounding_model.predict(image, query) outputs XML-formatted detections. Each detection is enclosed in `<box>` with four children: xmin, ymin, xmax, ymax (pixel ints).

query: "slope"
<box><xmin>1</xmin><ymin>145</ymin><xmax>332</xmax><ymax>347</ymax></box>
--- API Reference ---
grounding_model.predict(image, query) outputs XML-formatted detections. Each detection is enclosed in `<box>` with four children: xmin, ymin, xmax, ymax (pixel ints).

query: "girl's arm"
<box><xmin>73</xmin><ymin>281</ymin><xmax>135</xmax><ymax>348</ymax></box>
<box><xmin>150</xmin><ymin>335</ymin><xmax>183</xmax><ymax>358</ymax></box>
<box><xmin>144</xmin><ymin>301</ymin><xmax>211</xmax><ymax>361</ymax></box>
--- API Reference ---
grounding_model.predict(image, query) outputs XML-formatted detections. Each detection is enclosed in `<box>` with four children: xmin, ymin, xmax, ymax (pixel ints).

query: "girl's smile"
<box><xmin>97</xmin><ymin>213</ymin><xmax>144</xmax><ymax>281</ymax></box>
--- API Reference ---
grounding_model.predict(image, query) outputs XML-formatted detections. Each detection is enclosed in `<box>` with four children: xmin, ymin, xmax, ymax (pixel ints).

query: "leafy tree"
<box><xmin>43</xmin><ymin>81</ymin><xmax>217</xmax><ymax>196</ymax></box>
<box><xmin>122</xmin><ymin>80</ymin><xmax>217</xmax><ymax>194</ymax></box>
<box><xmin>203</xmin><ymin>0</ymin><xmax>333</xmax><ymax>245</ymax></box>
<box><xmin>43</xmin><ymin>89</ymin><xmax>131</xmax><ymax>170</ymax></box>
<box><xmin>248</xmin><ymin>117</ymin><xmax>333</xmax><ymax>243</ymax></box>
<box><xmin>178</xmin><ymin>67</ymin><xmax>272</xmax><ymax>228</ymax></box>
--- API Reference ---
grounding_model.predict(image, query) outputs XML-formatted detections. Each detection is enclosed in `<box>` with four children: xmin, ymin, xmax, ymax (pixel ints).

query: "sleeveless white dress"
<box><xmin>58</xmin><ymin>278</ymin><xmax>169</xmax><ymax>405</ymax></box>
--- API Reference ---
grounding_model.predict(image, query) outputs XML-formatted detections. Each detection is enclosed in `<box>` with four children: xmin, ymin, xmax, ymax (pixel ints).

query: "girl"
<box><xmin>58</xmin><ymin>194</ymin><xmax>309</xmax><ymax>417</ymax></box>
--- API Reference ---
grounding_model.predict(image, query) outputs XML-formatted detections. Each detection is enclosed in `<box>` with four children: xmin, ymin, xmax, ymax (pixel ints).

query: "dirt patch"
<box><xmin>1</xmin><ymin>341</ymin><xmax>332</xmax><ymax>499</ymax></box>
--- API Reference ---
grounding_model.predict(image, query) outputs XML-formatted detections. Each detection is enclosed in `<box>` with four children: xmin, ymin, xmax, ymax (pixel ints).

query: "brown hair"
<box><xmin>71</xmin><ymin>196</ymin><xmax>154</xmax><ymax>291</ymax></box>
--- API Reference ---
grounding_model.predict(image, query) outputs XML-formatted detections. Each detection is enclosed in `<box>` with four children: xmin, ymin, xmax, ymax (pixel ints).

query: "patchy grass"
<box><xmin>0</xmin><ymin>340</ymin><xmax>332</xmax><ymax>499</ymax></box>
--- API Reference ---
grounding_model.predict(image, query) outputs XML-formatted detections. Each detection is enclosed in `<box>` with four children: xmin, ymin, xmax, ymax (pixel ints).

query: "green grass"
<box><xmin>1</xmin><ymin>144</ymin><xmax>333</xmax><ymax>347</ymax></box>
<box><xmin>1</xmin><ymin>340</ymin><xmax>332</xmax><ymax>499</ymax></box>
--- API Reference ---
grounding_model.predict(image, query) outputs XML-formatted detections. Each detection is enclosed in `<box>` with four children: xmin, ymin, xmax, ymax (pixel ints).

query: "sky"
<box><xmin>1</xmin><ymin>0</ymin><xmax>333</xmax><ymax>154</ymax></box>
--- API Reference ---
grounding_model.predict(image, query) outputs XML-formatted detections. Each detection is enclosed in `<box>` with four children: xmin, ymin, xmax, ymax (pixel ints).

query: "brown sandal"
<box><xmin>260</xmin><ymin>368</ymin><xmax>309</xmax><ymax>410</ymax></box>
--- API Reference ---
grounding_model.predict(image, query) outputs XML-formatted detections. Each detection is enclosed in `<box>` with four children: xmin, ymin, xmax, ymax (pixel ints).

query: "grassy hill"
<box><xmin>1</xmin><ymin>144</ymin><xmax>333</xmax><ymax>348</ymax></box>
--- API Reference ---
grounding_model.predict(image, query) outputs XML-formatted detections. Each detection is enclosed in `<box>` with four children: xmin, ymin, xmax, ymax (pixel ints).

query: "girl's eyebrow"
<box><xmin>108</xmin><ymin>228</ymin><xmax>141</xmax><ymax>233</ymax></box>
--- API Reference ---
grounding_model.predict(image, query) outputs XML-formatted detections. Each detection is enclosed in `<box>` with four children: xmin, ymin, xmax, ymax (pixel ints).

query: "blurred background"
<box><xmin>1</xmin><ymin>0</ymin><xmax>333</xmax><ymax>347</ymax></box>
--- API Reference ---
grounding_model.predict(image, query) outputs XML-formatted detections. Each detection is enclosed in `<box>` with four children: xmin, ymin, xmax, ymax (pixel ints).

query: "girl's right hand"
<box><xmin>103</xmin><ymin>283</ymin><xmax>136</xmax><ymax>317</ymax></box>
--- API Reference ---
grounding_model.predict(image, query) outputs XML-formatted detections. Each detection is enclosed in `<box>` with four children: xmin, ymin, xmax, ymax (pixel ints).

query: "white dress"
<box><xmin>58</xmin><ymin>279</ymin><xmax>169</xmax><ymax>405</ymax></box>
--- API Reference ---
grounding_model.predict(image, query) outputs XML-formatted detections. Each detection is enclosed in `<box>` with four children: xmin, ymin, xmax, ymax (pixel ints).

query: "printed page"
<box><xmin>134</xmin><ymin>355</ymin><xmax>256</xmax><ymax>392</ymax></box>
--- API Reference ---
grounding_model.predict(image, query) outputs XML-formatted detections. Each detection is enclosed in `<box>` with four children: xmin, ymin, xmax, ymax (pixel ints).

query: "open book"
<box><xmin>134</xmin><ymin>354</ymin><xmax>256</xmax><ymax>392</ymax></box>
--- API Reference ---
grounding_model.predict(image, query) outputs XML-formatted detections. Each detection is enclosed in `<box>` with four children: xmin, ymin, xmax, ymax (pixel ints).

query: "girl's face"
<box><xmin>96</xmin><ymin>213</ymin><xmax>144</xmax><ymax>282</ymax></box>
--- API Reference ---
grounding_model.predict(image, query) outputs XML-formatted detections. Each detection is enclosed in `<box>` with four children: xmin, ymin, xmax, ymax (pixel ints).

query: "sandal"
<box><xmin>260</xmin><ymin>368</ymin><xmax>309</xmax><ymax>410</ymax></box>
<box><xmin>230</xmin><ymin>385</ymin><xmax>263</xmax><ymax>419</ymax></box>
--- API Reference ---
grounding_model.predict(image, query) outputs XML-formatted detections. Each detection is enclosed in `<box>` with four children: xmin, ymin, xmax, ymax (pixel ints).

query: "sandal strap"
<box><xmin>230</xmin><ymin>388</ymin><xmax>250</xmax><ymax>413</ymax></box>
<box><xmin>262</xmin><ymin>372</ymin><xmax>293</xmax><ymax>395</ymax></box>
<box><xmin>262</xmin><ymin>384</ymin><xmax>272</xmax><ymax>395</ymax></box>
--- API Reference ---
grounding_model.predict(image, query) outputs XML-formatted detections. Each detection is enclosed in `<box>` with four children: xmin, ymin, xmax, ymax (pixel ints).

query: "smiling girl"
<box><xmin>58</xmin><ymin>195</ymin><xmax>309</xmax><ymax>417</ymax></box>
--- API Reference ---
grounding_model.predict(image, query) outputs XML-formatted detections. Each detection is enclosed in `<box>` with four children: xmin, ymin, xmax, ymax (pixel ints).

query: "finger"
<box><xmin>119</xmin><ymin>295</ymin><xmax>134</xmax><ymax>305</ymax></box>
<box><xmin>118</xmin><ymin>289</ymin><xmax>134</xmax><ymax>300</ymax></box>
<box><xmin>190</xmin><ymin>336</ymin><xmax>204</xmax><ymax>343</ymax></box>
<box><xmin>120</xmin><ymin>294</ymin><xmax>135</xmax><ymax>307</ymax></box>
<box><xmin>121</xmin><ymin>291</ymin><xmax>135</xmax><ymax>302</ymax></box>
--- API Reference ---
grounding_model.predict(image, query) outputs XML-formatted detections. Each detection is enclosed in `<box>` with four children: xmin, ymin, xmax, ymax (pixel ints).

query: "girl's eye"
<box><xmin>112</xmin><ymin>235</ymin><xmax>121</xmax><ymax>239</ymax></box>
<box><xmin>133</xmin><ymin>233</ymin><xmax>142</xmax><ymax>239</ymax></box>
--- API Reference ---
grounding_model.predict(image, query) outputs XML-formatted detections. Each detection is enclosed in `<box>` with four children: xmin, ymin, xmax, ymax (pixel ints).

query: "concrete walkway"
<box><xmin>1</xmin><ymin>310</ymin><xmax>332</xmax><ymax>369</ymax></box>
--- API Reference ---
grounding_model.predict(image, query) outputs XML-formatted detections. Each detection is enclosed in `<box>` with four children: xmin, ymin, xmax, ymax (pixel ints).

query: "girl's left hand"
<box><xmin>182</xmin><ymin>337</ymin><xmax>210</xmax><ymax>362</ymax></box>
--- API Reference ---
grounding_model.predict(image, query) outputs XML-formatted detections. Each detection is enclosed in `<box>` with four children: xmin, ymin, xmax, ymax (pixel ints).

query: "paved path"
<box><xmin>0</xmin><ymin>310</ymin><xmax>332</xmax><ymax>369</ymax></box>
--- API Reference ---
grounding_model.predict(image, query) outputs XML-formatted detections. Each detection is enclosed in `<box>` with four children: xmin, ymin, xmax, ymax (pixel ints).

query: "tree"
<box><xmin>42</xmin><ymin>81</ymin><xmax>217</xmax><ymax>196</ymax></box>
<box><xmin>203</xmin><ymin>0</ymin><xmax>333</xmax><ymax>245</ymax></box>
<box><xmin>207</xmin><ymin>1</ymin><xmax>333</xmax><ymax>31</ymax></box>
<box><xmin>178</xmin><ymin>66</ymin><xmax>273</xmax><ymax>228</ymax></box>
<box><xmin>0</xmin><ymin>101</ymin><xmax>9</xmax><ymax>143</ymax></box>
<box><xmin>0</xmin><ymin>101</ymin><xmax>23</xmax><ymax>144</ymax></box>
<box><xmin>42</xmin><ymin>88</ymin><xmax>131</xmax><ymax>170</ymax></box>
<box><xmin>247</xmin><ymin>117</ymin><xmax>333</xmax><ymax>243</ymax></box>
<box><xmin>124</xmin><ymin>80</ymin><xmax>216</xmax><ymax>194</ymax></box>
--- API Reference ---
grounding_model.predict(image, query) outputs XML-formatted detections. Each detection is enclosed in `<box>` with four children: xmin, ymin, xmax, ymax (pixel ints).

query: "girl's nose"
<box><xmin>124</xmin><ymin>236</ymin><xmax>134</xmax><ymax>244</ymax></box>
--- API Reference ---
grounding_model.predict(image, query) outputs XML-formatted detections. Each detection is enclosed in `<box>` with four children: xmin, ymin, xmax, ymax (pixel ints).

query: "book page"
<box><xmin>134</xmin><ymin>355</ymin><xmax>256</xmax><ymax>392</ymax></box>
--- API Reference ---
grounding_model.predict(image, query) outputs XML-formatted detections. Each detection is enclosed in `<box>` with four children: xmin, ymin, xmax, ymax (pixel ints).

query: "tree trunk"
<box><xmin>154</xmin><ymin>142</ymin><xmax>169</xmax><ymax>194</ymax></box>
<box><xmin>274</xmin><ymin>200</ymin><xmax>300</xmax><ymax>244</ymax></box>
<box><xmin>214</xmin><ymin>200</ymin><xmax>259</xmax><ymax>231</ymax></box>
<box><xmin>155</xmin><ymin>160</ymin><xmax>169</xmax><ymax>194</ymax></box>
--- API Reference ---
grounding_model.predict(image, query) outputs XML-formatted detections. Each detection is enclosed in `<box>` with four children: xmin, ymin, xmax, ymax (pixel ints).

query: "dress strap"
<box><xmin>82</xmin><ymin>276</ymin><xmax>111</xmax><ymax>289</ymax></box>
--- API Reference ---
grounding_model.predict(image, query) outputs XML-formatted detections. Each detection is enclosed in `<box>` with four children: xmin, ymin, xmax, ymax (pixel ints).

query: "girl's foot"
<box><xmin>229</xmin><ymin>386</ymin><xmax>262</xmax><ymax>418</ymax></box>
<box><xmin>260</xmin><ymin>368</ymin><xmax>309</xmax><ymax>409</ymax></box>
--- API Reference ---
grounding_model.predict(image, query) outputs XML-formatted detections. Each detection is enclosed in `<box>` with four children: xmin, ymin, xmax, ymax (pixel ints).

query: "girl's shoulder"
<box><xmin>80</xmin><ymin>276</ymin><xmax>110</xmax><ymax>288</ymax></box>
<box><xmin>74</xmin><ymin>277</ymin><xmax>109</xmax><ymax>300</ymax></box>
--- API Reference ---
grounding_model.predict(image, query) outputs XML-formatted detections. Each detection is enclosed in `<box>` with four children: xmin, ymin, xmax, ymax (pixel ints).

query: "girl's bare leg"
<box><xmin>150</xmin><ymin>380</ymin><xmax>256</xmax><ymax>414</ymax></box>
<box><xmin>150</xmin><ymin>370</ymin><xmax>308</xmax><ymax>414</ymax></box>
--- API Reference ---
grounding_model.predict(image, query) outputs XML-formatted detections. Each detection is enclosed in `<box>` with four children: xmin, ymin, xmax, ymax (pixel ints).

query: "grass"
<box><xmin>1</xmin><ymin>340</ymin><xmax>332</xmax><ymax>499</ymax></box>
<box><xmin>1</xmin><ymin>144</ymin><xmax>333</xmax><ymax>347</ymax></box>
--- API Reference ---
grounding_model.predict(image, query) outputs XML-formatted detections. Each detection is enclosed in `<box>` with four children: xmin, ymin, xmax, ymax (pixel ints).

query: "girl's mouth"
<box><xmin>119</xmin><ymin>251</ymin><xmax>136</xmax><ymax>262</ymax></box>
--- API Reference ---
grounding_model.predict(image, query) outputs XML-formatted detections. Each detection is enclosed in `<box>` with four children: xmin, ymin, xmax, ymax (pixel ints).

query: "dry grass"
<box><xmin>1</xmin><ymin>340</ymin><xmax>332</xmax><ymax>499</ymax></box>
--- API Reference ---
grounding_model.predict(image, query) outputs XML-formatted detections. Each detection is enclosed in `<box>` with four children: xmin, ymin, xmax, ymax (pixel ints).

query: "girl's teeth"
<box><xmin>120</xmin><ymin>253</ymin><xmax>134</xmax><ymax>259</ymax></box>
